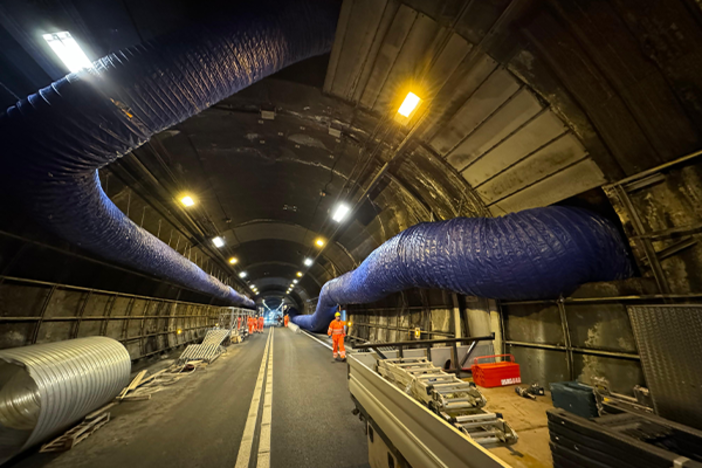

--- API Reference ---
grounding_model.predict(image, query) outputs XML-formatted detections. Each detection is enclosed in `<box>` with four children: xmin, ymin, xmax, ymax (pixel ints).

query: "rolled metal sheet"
<box><xmin>0</xmin><ymin>337</ymin><xmax>131</xmax><ymax>464</ymax></box>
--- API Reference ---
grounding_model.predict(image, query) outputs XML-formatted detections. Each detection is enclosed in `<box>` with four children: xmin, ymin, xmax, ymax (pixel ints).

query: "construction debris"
<box><xmin>85</xmin><ymin>402</ymin><xmax>118</xmax><ymax>420</ymax></box>
<box><xmin>40</xmin><ymin>413</ymin><xmax>110</xmax><ymax>453</ymax></box>
<box><xmin>38</xmin><ymin>326</ymin><xmax>237</xmax><ymax>454</ymax></box>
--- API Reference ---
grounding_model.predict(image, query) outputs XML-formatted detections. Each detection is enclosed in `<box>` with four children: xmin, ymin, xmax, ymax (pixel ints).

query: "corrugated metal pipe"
<box><xmin>292</xmin><ymin>207</ymin><xmax>633</xmax><ymax>332</ymax></box>
<box><xmin>0</xmin><ymin>0</ymin><xmax>339</xmax><ymax>308</ymax></box>
<box><xmin>0</xmin><ymin>337</ymin><xmax>131</xmax><ymax>463</ymax></box>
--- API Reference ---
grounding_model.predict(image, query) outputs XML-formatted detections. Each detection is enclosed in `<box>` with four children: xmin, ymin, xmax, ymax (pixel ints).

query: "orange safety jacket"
<box><xmin>327</xmin><ymin>319</ymin><xmax>346</xmax><ymax>337</ymax></box>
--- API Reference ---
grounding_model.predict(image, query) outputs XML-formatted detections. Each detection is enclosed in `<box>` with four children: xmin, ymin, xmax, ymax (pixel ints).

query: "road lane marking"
<box><xmin>234</xmin><ymin>329</ymin><xmax>272</xmax><ymax>468</ymax></box>
<box><xmin>301</xmin><ymin>330</ymin><xmax>333</xmax><ymax>350</ymax></box>
<box><xmin>256</xmin><ymin>328</ymin><xmax>274</xmax><ymax>468</ymax></box>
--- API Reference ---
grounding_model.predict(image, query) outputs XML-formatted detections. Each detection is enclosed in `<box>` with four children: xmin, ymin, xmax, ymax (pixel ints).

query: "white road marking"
<box><xmin>256</xmin><ymin>329</ymin><xmax>274</xmax><ymax>468</ymax></box>
<box><xmin>234</xmin><ymin>329</ymin><xmax>272</xmax><ymax>468</ymax></box>
<box><xmin>300</xmin><ymin>330</ymin><xmax>333</xmax><ymax>350</ymax></box>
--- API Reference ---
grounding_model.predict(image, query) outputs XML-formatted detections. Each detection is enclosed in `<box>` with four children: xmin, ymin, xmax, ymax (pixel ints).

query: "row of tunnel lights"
<box><xmin>175</xmin><ymin>90</ymin><xmax>423</xmax><ymax>297</ymax></box>
<box><xmin>178</xmin><ymin>196</ymin><xmax>357</xmax><ymax>297</ymax></box>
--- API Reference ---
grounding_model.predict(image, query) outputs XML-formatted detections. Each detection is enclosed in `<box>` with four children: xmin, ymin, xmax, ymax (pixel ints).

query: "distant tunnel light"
<box><xmin>315</xmin><ymin>238</ymin><xmax>325</xmax><ymax>247</ymax></box>
<box><xmin>303</xmin><ymin>257</ymin><xmax>313</xmax><ymax>267</ymax></box>
<box><xmin>293</xmin><ymin>279</ymin><xmax>298</xmax><ymax>284</ymax></box>
<box><xmin>397</xmin><ymin>92</ymin><xmax>421</xmax><ymax>117</ymax></box>
<box><xmin>42</xmin><ymin>32</ymin><xmax>92</xmax><ymax>73</ymax></box>
<box><xmin>239</xmin><ymin>271</ymin><xmax>248</xmax><ymax>278</ymax></box>
<box><xmin>180</xmin><ymin>195</ymin><xmax>195</xmax><ymax>207</ymax></box>
<box><xmin>228</xmin><ymin>257</ymin><xmax>238</xmax><ymax>265</ymax></box>
<box><xmin>212</xmin><ymin>236</ymin><xmax>225</xmax><ymax>248</ymax></box>
<box><xmin>296</xmin><ymin>271</ymin><xmax>303</xmax><ymax>277</ymax></box>
<box><xmin>332</xmin><ymin>203</ymin><xmax>350</xmax><ymax>223</ymax></box>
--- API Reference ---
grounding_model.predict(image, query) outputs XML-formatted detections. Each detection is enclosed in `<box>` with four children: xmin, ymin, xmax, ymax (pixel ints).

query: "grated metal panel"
<box><xmin>627</xmin><ymin>304</ymin><xmax>702</xmax><ymax>429</ymax></box>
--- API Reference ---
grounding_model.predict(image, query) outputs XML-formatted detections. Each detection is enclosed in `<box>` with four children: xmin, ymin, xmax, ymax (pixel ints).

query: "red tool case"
<box><xmin>471</xmin><ymin>354</ymin><xmax>521</xmax><ymax>388</ymax></box>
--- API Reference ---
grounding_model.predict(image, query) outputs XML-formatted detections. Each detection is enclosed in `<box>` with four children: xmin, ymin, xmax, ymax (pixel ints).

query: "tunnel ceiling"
<box><xmin>2</xmin><ymin>0</ymin><xmax>702</xmax><ymax>306</ymax></box>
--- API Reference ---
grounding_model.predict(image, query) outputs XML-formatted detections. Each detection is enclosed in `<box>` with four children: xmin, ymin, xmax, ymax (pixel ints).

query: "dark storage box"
<box><xmin>550</xmin><ymin>381</ymin><xmax>598</xmax><ymax>419</ymax></box>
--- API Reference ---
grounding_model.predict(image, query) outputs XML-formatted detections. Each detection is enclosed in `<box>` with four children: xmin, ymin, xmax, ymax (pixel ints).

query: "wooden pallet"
<box><xmin>40</xmin><ymin>413</ymin><xmax>110</xmax><ymax>453</ymax></box>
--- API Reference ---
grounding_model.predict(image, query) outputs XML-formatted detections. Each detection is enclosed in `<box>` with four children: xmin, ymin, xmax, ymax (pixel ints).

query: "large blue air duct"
<box><xmin>292</xmin><ymin>207</ymin><xmax>632</xmax><ymax>332</ymax></box>
<box><xmin>0</xmin><ymin>1</ymin><xmax>339</xmax><ymax>308</ymax></box>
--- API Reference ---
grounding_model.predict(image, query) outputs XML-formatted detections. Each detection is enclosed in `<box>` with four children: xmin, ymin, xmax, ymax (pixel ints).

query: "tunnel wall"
<box><xmin>0</xmin><ymin>0</ymin><xmax>339</xmax><ymax>307</ymax></box>
<box><xmin>0</xmin><ymin>274</ymin><xmax>227</xmax><ymax>360</ymax></box>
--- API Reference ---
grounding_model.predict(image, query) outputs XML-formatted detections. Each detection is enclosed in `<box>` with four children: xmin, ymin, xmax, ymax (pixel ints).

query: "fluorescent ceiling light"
<box><xmin>332</xmin><ymin>204</ymin><xmax>350</xmax><ymax>223</ymax></box>
<box><xmin>239</xmin><ymin>271</ymin><xmax>248</xmax><ymax>278</ymax></box>
<box><xmin>293</xmin><ymin>279</ymin><xmax>298</xmax><ymax>284</ymax></box>
<box><xmin>303</xmin><ymin>258</ymin><xmax>313</xmax><ymax>267</ymax></box>
<box><xmin>212</xmin><ymin>236</ymin><xmax>225</xmax><ymax>248</ymax></box>
<box><xmin>42</xmin><ymin>31</ymin><xmax>92</xmax><ymax>73</ymax></box>
<box><xmin>398</xmin><ymin>92</ymin><xmax>421</xmax><ymax>117</ymax></box>
<box><xmin>180</xmin><ymin>195</ymin><xmax>195</xmax><ymax>207</ymax></box>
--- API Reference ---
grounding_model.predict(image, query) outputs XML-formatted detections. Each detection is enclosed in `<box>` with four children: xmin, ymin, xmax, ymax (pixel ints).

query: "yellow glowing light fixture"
<box><xmin>315</xmin><ymin>238</ymin><xmax>325</xmax><ymax>248</ymax></box>
<box><xmin>398</xmin><ymin>92</ymin><xmax>421</xmax><ymax>117</ymax></box>
<box><xmin>177</xmin><ymin>328</ymin><xmax>183</xmax><ymax>335</ymax></box>
<box><xmin>228</xmin><ymin>257</ymin><xmax>238</xmax><ymax>265</ymax></box>
<box><xmin>180</xmin><ymin>195</ymin><xmax>195</xmax><ymax>207</ymax></box>
<box><xmin>296</xmin><ymin>271</ymin><xmax>303</xmax><ymax>277</ymax></box>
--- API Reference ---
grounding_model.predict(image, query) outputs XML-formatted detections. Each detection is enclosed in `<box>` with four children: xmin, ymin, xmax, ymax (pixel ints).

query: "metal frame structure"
<box><xmin>499</xmin><ymin>295</ymin><xmax>643</xmax><ymax>382</ymax></box>
<box><xmin>354</xmin><ymin>334</ymin><xmax>495</xmax><ymax>378</ymax></box>
<box><xmin>603</xmin><ymin>147</ymin><xmax>702</xmax><ymax>296</ymax></box>
<box><xmin>0</xmin><ymin>275</ymin><xmax>237</xmax><ymax>360</ymax></box>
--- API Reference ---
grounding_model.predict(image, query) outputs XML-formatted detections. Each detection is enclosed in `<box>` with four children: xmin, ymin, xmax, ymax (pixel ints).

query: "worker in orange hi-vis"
<box><xmin>283</xmin><ymin>314</ymin><xmax>289</xmax><ymax>327</ymax></box>
<box><xmin>247</xmin><ymin>316</ymin><xmax>255</xmax><ymax>335</ymax></box>
<box><xmin>237</xmin><ymin>315</ymin><xmax>242</xmax><ymax>333</ymax></box>
<box><xmin>327</xmin><ymin>310</ymin><xmax>346</xmax><ymax>362</ymax></box>
<box><xmin>259</xmin><ymin>315</ymin><xmax>264</xmax><ymax>333</ymax></box>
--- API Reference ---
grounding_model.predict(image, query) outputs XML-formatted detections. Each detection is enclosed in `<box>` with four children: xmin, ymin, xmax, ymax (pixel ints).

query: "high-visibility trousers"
<box><xmin>332</xmin><ymin>335</ymin><xmax>346</xmax><ymax>359</ymax></box>
<box><xmin>248</xmin><ymin>324</ymin><xmax>254</xmax><ymax>334</ymax></box>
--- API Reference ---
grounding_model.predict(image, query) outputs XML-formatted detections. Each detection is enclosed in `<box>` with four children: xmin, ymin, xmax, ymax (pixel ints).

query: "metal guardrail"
<box><xmin>354</xmin><ymin>334</ymin><xmax>495</xmax><ymax>378</ymax></box>
<box><xmin>0</xmin><ymin>275</ymin><xmax>227</xmax><ymax>360</ymax></box>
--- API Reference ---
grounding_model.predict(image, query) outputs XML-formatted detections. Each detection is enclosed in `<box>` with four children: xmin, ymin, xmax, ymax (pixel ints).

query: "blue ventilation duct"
<box><xmin>292</xmin><ymin>207</ymin><xmax>632</xmax><ymax>332</ymax></box>
<box><xmin>0</xmin><ymin>1</ymin><xmax>339</xmax><ymax>308</ymax></box>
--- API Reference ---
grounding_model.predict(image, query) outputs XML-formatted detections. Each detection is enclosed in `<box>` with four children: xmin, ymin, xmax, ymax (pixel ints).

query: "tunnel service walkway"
<box><xmin>6</xmin><ymin>328</ymin><xmax>370</xmax><ymax>468</ymax></box>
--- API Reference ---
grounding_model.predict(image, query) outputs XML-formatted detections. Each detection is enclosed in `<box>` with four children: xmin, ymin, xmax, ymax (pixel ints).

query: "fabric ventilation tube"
<box><xmin>0</xmin><ymin>0</ymin><xmax>340</xmax><ymax>308</ymax></box>
<box><xmin>292</xmin><ymin>207</ymin><xmax>632</xmax><ymax>332</ymax></box>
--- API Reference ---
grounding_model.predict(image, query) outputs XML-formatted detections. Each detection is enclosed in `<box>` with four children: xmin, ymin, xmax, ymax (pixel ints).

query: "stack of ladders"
<box><xmin>377</xmin><ymin>357</ymin><xmax>517</xmax><ymax>446</ymax></box>
<box><xmin>178</xmin><ymin>329</ymin><xmax>229</xmax><ymax>364</ymax></box>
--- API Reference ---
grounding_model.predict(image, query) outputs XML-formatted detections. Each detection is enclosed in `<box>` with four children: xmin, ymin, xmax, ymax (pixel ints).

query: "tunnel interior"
<box><xmin>1</xmin><ymin>0</ymin><xmax>702</xmax><ymax>467</ymax></box>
